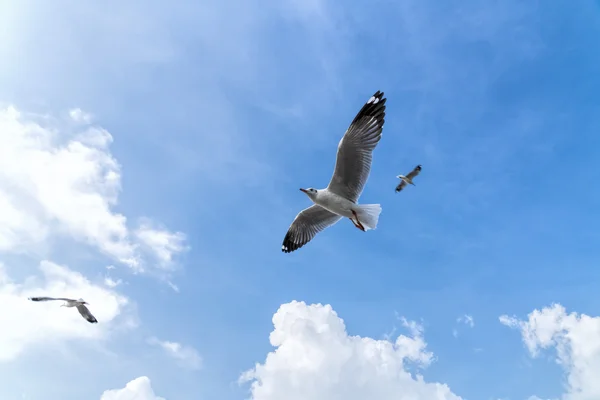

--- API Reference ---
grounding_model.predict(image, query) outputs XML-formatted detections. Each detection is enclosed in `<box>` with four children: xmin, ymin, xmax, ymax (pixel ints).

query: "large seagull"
<box><xmin>282</xmin><ymin>90</ymin><xmax>386</xmax><ymax>253</ymax></box>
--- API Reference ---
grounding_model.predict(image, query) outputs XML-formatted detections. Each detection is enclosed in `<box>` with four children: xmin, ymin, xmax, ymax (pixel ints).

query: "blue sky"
<box><xmin>1</xmin><ymin>0</ymin><xmax>600</xmax><ymax>399</ymax></box>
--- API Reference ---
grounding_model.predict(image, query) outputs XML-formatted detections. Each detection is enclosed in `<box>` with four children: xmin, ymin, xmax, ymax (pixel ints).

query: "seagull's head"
<box><xmin>300</xmin><ymin>188</ymin><xmax>318</xmax><ymax>199</ymax></box>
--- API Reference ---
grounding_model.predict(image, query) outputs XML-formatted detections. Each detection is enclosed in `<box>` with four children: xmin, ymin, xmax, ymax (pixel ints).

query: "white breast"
<box><xmin>314</xmin><ymin>190</ymin><xmax>355</xmax><ymax>218</ymax></box>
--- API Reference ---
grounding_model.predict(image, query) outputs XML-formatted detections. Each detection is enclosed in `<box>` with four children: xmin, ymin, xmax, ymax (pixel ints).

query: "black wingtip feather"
<box><xmin>349</xmin><ymin>90</ymin><xmax>387</xmax><ymax>128</ymax></box>
<box><xmin>282</xmin><ymin>231</ymin><xmax>301</xmax><ymax>253</ymax></box>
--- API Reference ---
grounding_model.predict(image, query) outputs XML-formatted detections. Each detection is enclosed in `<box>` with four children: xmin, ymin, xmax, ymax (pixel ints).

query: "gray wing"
<box><xmin>28</xmin><ymin>296</ymin><xmax>75</xmax><ymax>302</ymax></box>
<box><xmin>326</xmin><ymin>91</ymin><xmax>386</xmax><ymax>203</ymax></box>
<box><xmin>76</xmin><ymin>304</ymin><xmax>98</xmax><ymax>323</ymax></box>
<box><xmin>395</xmin><ymin>180</ymin><xmax>407</xmax><ymax>193</ymax></box>
<box><xmin>406</xmin><ymin>165</ymin><xmax>422</xmax><ymax>180</ymax></box>
<box><xmin>282</xmin><ymin>205</ymin><xmax>343</xmax><ymax>253</ymax></box>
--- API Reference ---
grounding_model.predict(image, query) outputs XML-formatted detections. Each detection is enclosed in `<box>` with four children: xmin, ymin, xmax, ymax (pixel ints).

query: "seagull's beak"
<box><xmin>299</xmin><ymin>188</ymin><xmax>308</xmax><ymax>194</ymax></box>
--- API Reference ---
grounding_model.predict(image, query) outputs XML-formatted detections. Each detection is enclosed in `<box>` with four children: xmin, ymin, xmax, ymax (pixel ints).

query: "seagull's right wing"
<box><xmin>76</xmin><ymin>304</ymin><xmax>98</xmax><ymax>323</ymax></box>
<box><xmin>406</xmin><ymin>165</ymin><xmax>422</xmax><ymax>180</ymax></box>
<box><xmin>282</xmin><ymin>205</ymin><xmax>342</xmax><ymax>253</ymax></box>
<box><xmin>28</xmin><ymin>296</ymin><xmax>75</xmax><ymax>302</ymax></box>
<box><xmin>327</xmin><ymin>91</ymin><xmax>386</xmax><ymax>203</ymax></box>
<box><xmin>395</xmin><ymin>180</ymin><xmax>407</xmax><ymax>193</ymax></box>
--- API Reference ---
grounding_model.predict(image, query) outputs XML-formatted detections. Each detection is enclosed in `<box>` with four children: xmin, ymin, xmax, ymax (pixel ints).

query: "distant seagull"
<box><xmin>282</xmin><ymin>90</ymin><xmax>386</xmax><ymax>253</ymax></box>
<box><xmin>28</xmin><ymin>296</ymin><xmax>98</xmax><ymax>323</ymax></box>
<box><xmin>395</xmin><ymin>165</ymin><xmax>422</xmax><ymax>193</ymax></box>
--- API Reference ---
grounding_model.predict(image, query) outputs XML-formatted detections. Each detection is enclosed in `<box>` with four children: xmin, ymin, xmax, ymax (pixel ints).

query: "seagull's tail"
<box><xmin>354</xmin><ymin>204</ymin><xmax>382</xmax><ymax>230</ymax></box>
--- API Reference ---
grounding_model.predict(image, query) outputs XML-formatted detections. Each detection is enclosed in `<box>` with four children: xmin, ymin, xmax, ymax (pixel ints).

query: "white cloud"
<box><xmin>135</xmin><ymin>220</ymin><xmax>188</xmax><ymax>270</ymax></box>
<box><xmin>457</xmin><ymin>314</ymin><xmax>475</xmax><ymax>328</ymax></box>
<box><xmin>453</xmin><ymin>315</ymin><xmax>474</xmax><ymax>338</ymax></box>
<box><xmin>104</xmin><ymin>277</ymin><xmax>122</xmax><ymax>288</ymax></box>
<box><xmin>100</xmin><ymin>376</ymin><xmax>165</xmax><ymax>400</ymax></box>
<box><xmin>69</xmin><ymin>108</ymin><xmax>93</xmax><ymax>124</ymax></box>
<box><xmin>501</xmin><ymin>304</ymin><xmax>600</xmax><ymax>400</ymax></box>
<box><xmin>166</xmin><ymin>281</ymin><xmax>179</xmax><ymax>293</ymax></box>
<box><xmin>241</xmin><ymin>300</ymin><xmax>462</xmax><ymax>400</ymax></box>
<box><xmin>0</xmin><ymin>260</ymin><xmax>131</xmax><ymax>362</ymax></box>
<box><xmin>147</xmin><ymin>337</ymin><xmax>202</xmax><ymax>370</ymax></box>
<box><xmin>0</xmin><ymin>106</ymin><xmax>187</xmax><ymax>274</ymax></box>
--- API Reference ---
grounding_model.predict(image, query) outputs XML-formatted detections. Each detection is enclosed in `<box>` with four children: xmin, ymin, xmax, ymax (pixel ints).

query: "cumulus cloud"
<box><xmin>100</xmin><ymin>376</ymin><xmax>165</xmax><ymax>400</ymax></box>
<box><xmin>0</xmin><ymin>106</ymin><xmax>187</xmax><ymax>274</ymax></box>
<box><xmin>240</xmin><ymin>300</ymin><xmax>462</xmax><ymax>400</ymax></box>
<box><xmin>0</xmin><ymin>260</ymin><xmax>131</xmax><ymax>362</ymax></box>
<box><xmin>501</xmin><ymin>304</ymin><xmax>600</xmax><ymax>400</ymax></box>
<box><xmin>147</xmin><ymin>337</ymin><xmax>202</xmax><ymax>370</ymax></box>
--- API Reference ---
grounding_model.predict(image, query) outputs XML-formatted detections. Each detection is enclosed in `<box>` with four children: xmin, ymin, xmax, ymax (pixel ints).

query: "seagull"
<box><xmin>395</xmin><ymin>165</ymin><xmax>422</xmax><ymax>193</ymax></box>
<box><xmin>282</xmin><ymin>90</ymin><xmax>386</xmax><ymax>253</ymax></box>
<box><xmin>28</xmin><ymin>296</ymin><xmax>98</xmax><ymax>323</ymax></box>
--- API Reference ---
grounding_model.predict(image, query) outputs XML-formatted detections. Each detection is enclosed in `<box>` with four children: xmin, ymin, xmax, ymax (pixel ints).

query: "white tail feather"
<box><xmin>354</xmin><ymin>204</ymin><xmax>382</xmax><ymax>230</ymax></box>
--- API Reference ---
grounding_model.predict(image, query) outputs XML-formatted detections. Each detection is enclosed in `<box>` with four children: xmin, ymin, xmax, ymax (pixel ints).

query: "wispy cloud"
<box><xmin>103</xmin><ymin>277</ymin><xmax>122</xmax><ymax>288</ymax></box>
<box><xmin>147</xmin><ymin>337</ymin><xmax>201</xmax><ymax>370</ymax></box>
<box><xmin>457</xmin><ymin>314</ymin><xmax>475</xmax><ymax>328</ymax></box>
<box><xmin>68</xmin><ymin>108</ymin><xmax>92</xmax><ymax>124</ymax></box>
<box><xmin>134</xmin><ymin>220</ymin><xmax>188</xmax><ymax>270</ymax></box>
<box><xmin>453</xmin><ymin>314</ymin><xmax>475</xmax><ymax>338</ymax></box>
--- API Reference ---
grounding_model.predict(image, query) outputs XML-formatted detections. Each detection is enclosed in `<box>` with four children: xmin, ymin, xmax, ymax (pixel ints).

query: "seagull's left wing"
<box><xmin>29</xmin><ymin>296</ymin><xmax>75</xmax><ymax>302</ymax></box>
<box><xmin>76</xmin><ymin>304</ymin><xmax>98</xmax><ymax>323</ymax></box>
<box><xmin>395</xmin><ymin>180</ymin><xmax>407</xmax><ymax>193</ymax></box>
<box><xmin>327</xmin><ymin>91</ymin><xmax>386</xmax><ymax>203</ymax></box>
<box><xmin>282</xmin><ymin>205</ymin><xmax>342</xmax><ymax>253</ymax></box>
<box><xmin>406</xmin><ymin>165</ymin><xmax>422</xmax><ymax>180</ymax></box>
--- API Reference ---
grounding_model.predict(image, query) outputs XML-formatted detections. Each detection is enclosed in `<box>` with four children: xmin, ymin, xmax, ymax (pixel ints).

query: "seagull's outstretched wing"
<box><xmin>327</xmin><ymin>91</ymin><xmax>386</xmax><ymax>203</ymax></box>
<box><xmin>282</xmin><ymin>205</ymin><xmax>342</xmax><ymax>253</ymax></box>
<box><xmin>406</xmin><ymin>165</ymin><xmax>422</xmax><ymax>180</ymax></box>
<box><xmin>395</xmin><ymin>180</ymin><xmax>407</xmax><ymax>193</ymax></box>
<box><xmin>76</xmin><ymin>304</ymin><xmax>98</xmax><ymax>323</ymax></box>
<box><xmin>28</xmin><ymin>296</ymin><xmax>76</xmax><ymax>302</ymax></box>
